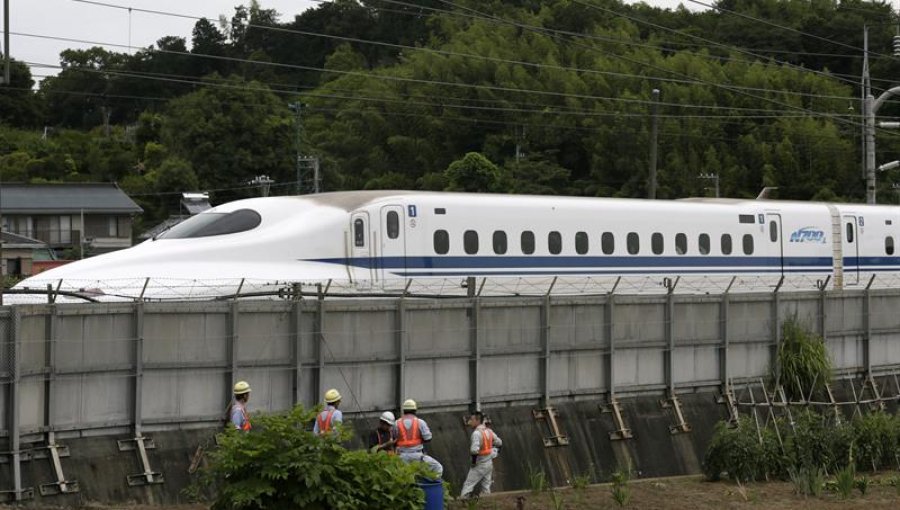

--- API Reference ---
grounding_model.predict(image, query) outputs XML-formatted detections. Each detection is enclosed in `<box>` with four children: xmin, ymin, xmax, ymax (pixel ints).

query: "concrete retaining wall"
<box><xmin>1</xmin><ymin>286</ymin><xmax>900</xmax><ymax>504</ymax></box>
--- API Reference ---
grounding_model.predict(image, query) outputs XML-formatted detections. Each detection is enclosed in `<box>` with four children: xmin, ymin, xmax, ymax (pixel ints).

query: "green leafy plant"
<box><xmin>833</xmin><ymin>465</ymin><xmax>855</xmax><ymax>499</ymax></box>
<box><xmin>855</xmin><ymin>475</ymin><xmax>870</xmax><ymax>496</ymax></box>
<box><xmin>610</xmin><ymin>468</ymin><xmax>631</xmax><ymax>507</ymax></box>
<box><xmin>776</xmin><ymin>317</ymin><xmax>832</xmax><ymax>401</ymax></box>
<box><xmin>571</xmin><ymin>473</ymin><xmax>591</xmax><ymax>491</ymax></box>
<box><xmin>548</xmin><ymin>489</ymin><xmax>565</xmax><ymax>510</ymax></box>
<box><xmin>527</xmin><ymin>464</ymin><xmax>548</xmax><ymax>494</ymax></box>
<box><xmin>788</xmin><ymin>465</ymin><xmax>824</xmax><ymax>498</ymax></box>
<box><xmin>197</xmin><ymin>404</ymin><xmax>433</xmax><ymax>510</ymax></box>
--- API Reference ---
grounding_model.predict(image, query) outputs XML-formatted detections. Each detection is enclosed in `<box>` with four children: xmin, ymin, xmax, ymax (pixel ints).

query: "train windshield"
<box><xmin>157</xmin><ymin>209</ymin><xmax>262</xmax><ymax>239</ymax></box>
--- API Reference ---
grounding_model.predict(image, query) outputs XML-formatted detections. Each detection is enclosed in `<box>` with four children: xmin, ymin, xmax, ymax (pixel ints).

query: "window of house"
<box><xmin>887</xmin><ymin>236</ymin><xmax>895</xmax><ymax>256</ymax></box>
<box><xmin>354</xmin><ymin>219</ymin><xmax>365</xmax><ymax>247</ymax></box>
<box><xmin>386</xmin><ymin>211</ymin><xmax>400</xmax><ymax>239</ymax></box>
<box><xmin>575</xmin><ymin>231</ymin><xmax>588</xmax><ymax>255</ymax></box>
<box><xmin>521</xmin><ymin>231</ymin><xmax>535</xmax><ymax>255</ymax></box>
<box><xmin>651</xmin><ymin>233</ymin><xmax>663</xmax><ymax>255</ymax></box>
<box><xmin>627</xmin><ymin>232</ymin><xmax>640</xmax><ymax>255</ymax></box>
<box><xmin>433</xmin><ymin>230</ymin><xmax>449</xmax><ymax>254</ymax></box>
<box><xmin>675</xmin><ymin>233</ymin><xmax>687</xmax><ymax>255</ymax></box>
<box><xmin>493</xmin><ymin>231</ymin><xmax>508</xmax><ymax>255</ymax></box>
<box><xmin>464</xmin><ymin>230</ymin><xmax>479</xmax><ymax>254</ymax></box>
<box><xmin>601</xmin><ymin>232</ymin><xmax>614</xmax><ymax>255</ymax></box>
<box><xmin>743</xmin><ymin>234</ymin><xmax>754</xmax><ymax>255</ymax></box>
<box><xmin>548</xmin><ymin>231</ymin><xmax>562</xmax><ymax>255</ymax></box>
<box><xmin>699</xmin><ymin>234</ymin><xmax>710</xmax><ymax>255</ymax></box>
<box><xmin>721</xmin><ymin>234</ymin><xmax>732</xmax><ymax>255</ymax></box>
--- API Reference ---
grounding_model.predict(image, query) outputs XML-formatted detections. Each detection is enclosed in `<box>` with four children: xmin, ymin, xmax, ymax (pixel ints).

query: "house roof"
<box><xmin>1</xmin><ymin>230</ymin><xmax>49</xmax><ymax>248</ymax></box>
<box><xmin>0</xmin><ymin>183</ymin><xmax>143</xmax><ymax>214</ymax></box>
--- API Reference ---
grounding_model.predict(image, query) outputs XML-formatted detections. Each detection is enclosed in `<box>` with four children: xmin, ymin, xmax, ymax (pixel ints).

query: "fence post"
<box><xmin>771</xmin><ymin>276</ymin><xmax>784</xmax><ymax>385</ymax></box>
<box><xmin>863</xmin><ymin>275</ymin><xmax>876</xmax><ymax>378</ymax></box>
<box><xmin>396</xmin><ymin>296</ymin><xmax>407</xmax><ymax>410</ymax></box>
<box><xmin>541</xmin><ymin>293</ymin><xmax>551</xmax><ymax>409</ymax></box>
<box><xmin>10</xmin><ymin>309</ymin><xmax>23</xmax><ymax>500</ymax></box>
<box><xmin>133</xmin><ymin>302</ymin><xmax>144</xmax><ymax>437</ymax></box>
<box><xmin>665</xmin><ymin>279</ymin><xmax>677</xmax><ymax>398</ymax></box>
<box><xmin>228</xmin><ymin>301</ymin><xmax>240</xmax><ymax>395</ymax></box>
<box><xmin>316</xmin><ymin>284</ymin><xmax>326</xmax><ymax>403</ymax></box>
<box><xmin>470</xmin><ymin>295</ymin><xmax>481</xmax><ymax>411</ymax></box>
<box><xmin>719</xmin><ymin>285</ymin><xmax>730</xmax><ymax>390</ymax></box>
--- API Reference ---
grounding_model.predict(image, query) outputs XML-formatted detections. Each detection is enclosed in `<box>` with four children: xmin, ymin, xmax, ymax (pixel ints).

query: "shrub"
<box><xmin>704</xmin><ymin>418</ymin><xmax>774</xmax><ymax>482</ymax></box>
<box><xmin>199</xmin><ymin>405</ymin><xmax>433</xmax><ymax>510</ymax></box>
<box><xmin>851</xmin><ymin>411</ymin><xmax>899</xmax><ymax>471</ymax></box>
<box><xmin>833</xmin><ymin>465</ymin><xmax>855</xmax><ymax>499</ymax></box>
<box><xmin>776</xmin><ymin>317</ymin><xmax>832</xmax><ymax>401</ymax></box>
<box><xmin>788</xmin><ymin>465</ymin><xmax>824</xmax><ymax>497</ymax></box>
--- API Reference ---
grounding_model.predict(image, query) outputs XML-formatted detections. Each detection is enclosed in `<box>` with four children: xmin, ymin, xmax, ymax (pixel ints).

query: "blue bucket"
<box><xmin>418</xmin><ymin>479</ymin><xmax>443</xmax><ymax>510</ymax></box>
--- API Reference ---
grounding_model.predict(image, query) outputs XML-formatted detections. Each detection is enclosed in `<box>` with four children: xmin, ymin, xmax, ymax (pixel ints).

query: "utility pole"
<box><xmin>648</xmin><ymin>88</ymin><xmax>660</xmax><ymax>199</ymax></box>
<box><xmin>698</xmin><ymin>173</ymin><xmax>720</xmax><ymax>198</ymax></box>
<box><xmin>289</xmin><ymin>102</ymin><xmax>303</xmax><ymax>195</ymax></box>
<box><xmin>862</xmin><ymin>26</ymin><xmax>900</xmax><ymax>204</ymax></box>
<box><xmin>3</xmin><ymin>0</ymin><xmax>10</xmax><ymax>85</ymax></box>
<box><xmin>250</xmin><ymin>175</ymin><xmax>274</xmax><ymax>197</ymax></box>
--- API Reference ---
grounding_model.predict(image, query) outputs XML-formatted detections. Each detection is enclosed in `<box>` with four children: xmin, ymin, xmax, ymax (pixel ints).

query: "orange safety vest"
<box><xmin>396</xmin><ymin>417</ymin><xmax>423</xmax><ymax>448</ymax></box>
<box><xmin>317</xmin><ymin>409</ymin><xmax>336</xmax><ymax>434</ymax></box>
<box><xmin>478</xmin><ymin>428</ymin><xmax>493</xmax><ymax>456</ymax></box>
<box><xmin>376</xmin><ymin>429</ymin><xmax>397</xmax><ymax>455</ymax></box>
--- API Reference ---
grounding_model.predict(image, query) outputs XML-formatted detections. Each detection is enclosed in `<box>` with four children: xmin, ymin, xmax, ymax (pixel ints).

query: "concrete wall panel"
<box><xmin>674</xmin><ymin>302</ymin><xmax>719</xmax><ymax>344</ymax></box>
<box><xmin>550</xmin><ymin>352</ymin><xmax>604</xmax><ymax>394</ymax></box>
<box><xmin>143</xmin><ymin>312</ymin><xmax>228</xmax><ymax>365</ymax></box>
<box><xmin>237</xmin><ymin>311</ymin><xmax>293</xmax><ymax>362</ymax></box>
<box><xmin>482</xmin><ymin>355</ymin><xmax>541</xmax><ymax>398</ymax></box>
<box><xmin>18</xmin><ymin>313</ymin><xmax>45</xmax><ymax>372</ymax></box>
<box><xmin>827</xmin><ymin>334</ymin><xmax>862</xmax><ymax>371</ymax></box>
<box><xmin>320</xmin><ymin>364</ymin><xmax>396</xmax><ymax>412</ymax></box>
<box><xmin>549</xmin><ymin>303</ymin><xmax>605</xmax><ymax>348</ymax></box>
<box><xmin>322</xmin><ymin>309</ymin><xmax>395</xmax><ymax>359</ymax></box>
<box><xmin>614</xmin><ymin>348</ymin><xmax>664</xmax><ymax>387</ymax></box>
<box><xmin>727</xmin><ymin>343</ymin><xmax>770</xmax><ymax>379</ymax></box>
<box><xmin>406</xmin><ymin>308</ymin><xmax>469</xmax><ymax>355</ymax></box>
<box><xmin>728</xmin><ymin>300</ymin><xmax>771</xmax><ymax>342</ymax></box>
<box><xmin>406</xmin><ymin>359</ymin><xmax>469</xmax><ymax>404</ymax></box>
<box><xmin>482</xmin><ymin>305</ymin><xmax>541</xmax><ymax>351</ymax></box>
<box><xmin>615</xmin><ymin>303</ymin><xmax>665</xmax><ymax>344</ymax></box>
<box><xmin>236</xmin><ymin>367</ymin><xmax>293</xmax><ymax>414</ymax></box>
<box><xmin>675</xmin><ymin>346</ymin><xmax>719</xmax><ymax>384</ymax></box>
<box><xmin>18</xmin><ymin>378</ymin><xmax>44</xmax><ymax>431</ymax></box>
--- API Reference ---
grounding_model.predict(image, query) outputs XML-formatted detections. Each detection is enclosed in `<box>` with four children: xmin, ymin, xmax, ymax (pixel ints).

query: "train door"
<box><xmin>349</xmin><ymin>212</ymin><xmax>373</xmax><ymax>283</ymax></box>
<box><xmin>842</xmin><ymin>215</ymin><xmax>860</xmax><ymax>286</ymax></box>
<box><xmin>379</xmin><ymin>205</ymin><xmax>406</xmax><ymax>282</ymax></box>
<box><xmin>766</xmin><ymin>213</ymin><xmax>784</xmax><ymax>276</ymax></box>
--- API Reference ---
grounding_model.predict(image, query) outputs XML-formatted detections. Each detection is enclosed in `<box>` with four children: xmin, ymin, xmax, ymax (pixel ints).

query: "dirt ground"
<box><xmin>446</xmin><ymin>475</ymin><xmax>900</xmax><ymax>509</ymax></box>
<box><xmin>5</xmin><ymin>476</ymin><xmax>900</xmax><ymax>509</ymax></box>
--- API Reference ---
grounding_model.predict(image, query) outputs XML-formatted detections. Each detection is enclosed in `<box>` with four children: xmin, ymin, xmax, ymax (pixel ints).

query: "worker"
<box><xmin>227</xmin><ymin>380</ymin><xmax>252</xmax><ymax>432</ymax></box>
<box><xmin>313</xmin><ymin>388</ymin><xmax>343</xmax><ymax>435</ymax></box>
<box><xmin>459</xmin><ymin>411</ymin><xmax>502</xmax><ymax>499</ymax></box>
<box><xmin>368</xmin><ymin>411</ymin><xmax>397</xmax><ymax>454</ymax></box>
<box><xmin>393</xmin><ymin>399</ymin><xmax>443</xmax><ymax>478</ymax></box>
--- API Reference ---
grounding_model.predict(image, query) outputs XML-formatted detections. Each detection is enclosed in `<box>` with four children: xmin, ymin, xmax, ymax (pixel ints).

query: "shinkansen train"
<box><xmin>9</xmin><ymin>190</ymin><xmax>900</xmax><ymax>301</ymax></box>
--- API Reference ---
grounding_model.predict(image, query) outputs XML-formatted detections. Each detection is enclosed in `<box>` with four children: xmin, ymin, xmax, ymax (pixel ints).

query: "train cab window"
<box><xmin>433</xmin><ymin>230</ymin><xmax>449</xmax><ymax>254</ymax></box>
<box><xmin>464</xmin><ymin>230</ymin><xmax>479</xmax><ymax>254</ymax></box>
<box><xmin>699</xmin><ymin>234</ymin><xmax>710</xmax><ymax>255</ymax></box>
<box><xmin>742</xmin><ymin>234</ymin><xmax>754</xmax><ymax>255</ymax></box>
<box><xmin>651</xmin><ymin>233</ymin><xmax>664</xmax><ymax>255</ymax></box>
<box><xmin>769</xmin><ymin>221</ymin><xmax>778</xmax><ymax>242</ymax></box>
<box><xmin>548</xmin><ymin>231</ymin><xmax>562</xmax><ymax>255</ymax></box>
<box><xmin>386</xmin><ymin>211</ymin><xmax>400</xmax><ymax>239</ymax></box>
<box><xmin>575</xmin><ymin>232</ymin><xmax>589</xmax><ymax>255</ymax></box>
<box><xmin>721</xmin><ymin>234</ymin><xmax>733</xmax><ymax>255</ymax></box>
<box><xmin>354</xmin><ymin>219</ymin><xmax>365</xmax><ymax>247</ymax></box>
<box><xmin>493</xmin><ymin>231</ymin><xmax>508</xmax><ymax>255</ymax></box>
<box><xmin>521</xmin><ymin>231</ymin><xmax>535</xmax><ymax>255</ymax></box>
<box><xmin>159</xmin><ymin>209</ymin><xmax>261</xmax><ymax>239</ymax></box>
<box><xmin>601</xmin><ymin>232</ymin><xmax>615</xmax><ymax>255</ymax></box>
<box><xmin>675</xmin><ymin>233</ymin><xmax>687</xmax><ymax>255</ymax></box>
<box><xmin>846</xmin><ymin>222</ymin><xmax>855</xmax><ymax>243</ymax></box>
<box><xmin>627</xmin><ymin>232</ymin><xmax>640</xmax><ymax>255</ymax></box>
<box><xmin>887</xmin><ymin>236</ymin><xmax>895</xmax><ymax>256</ymax></box>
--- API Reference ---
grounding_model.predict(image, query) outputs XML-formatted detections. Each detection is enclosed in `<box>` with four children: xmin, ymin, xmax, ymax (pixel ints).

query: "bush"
<box><xmin>851</xmin><ymin>411</ymin><xmax>899</xmax><ymax>471</ymax></box>
<box><xmin>198</xmin><ymin>405</ymin><xmax>433</xmax><ymax>510</ymax></box>
<box><xmin>777</xmin><ymin>317</ymin><xmax>832</xmax><ymax>401</ymax></box>
<box><xmin>704</xmin><ymin>418</ymin><xmax>778</xmax><ymax>482</ymax></box>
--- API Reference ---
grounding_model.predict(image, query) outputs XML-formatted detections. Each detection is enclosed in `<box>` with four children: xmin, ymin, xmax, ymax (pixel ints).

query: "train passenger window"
<box><xmin>675</xmin><ymin>233</ymin><xmax>687</xmax><ymax>255</ymax></box>
<box><xmin>386</xmin><ymin>211</ymin><xmax>400</xmax><ymax>239</ymax></box>
<box><xmin>721</xmin><ymin>234</ymin><xmax>732</xmax><ymax>255</ymax></box>
<box><xmin>493</xmin><ymin>231</ymin><xmax>508</xmax><ymax>255</ymax></box>
<box><xmin>887</xmin><ymin>236</ymin><xmax>895</xmax><ymax>256</ymax></box>
<box><xmin>769</xmin><ymin>221</ymin><xmax>778</xmax><ymax>242</ymax></box>
<box><xmin>464</xmin><ymin>230</ymin><xmax>479</xmax><ymax>254</ymax></box>
<box><xmin>354</xmin><ymin>219</ymin><xmax>365</xmax><ymax>247</ymax></box>
<box><xmin>627</xmin><ymin>233</ymin><xmax>640</xmax><ymax>255</ymax></box>
<box><xmin>521</xmin><ymin>231</ymin><xmax>535</xmax><ymax>255</ymax></box>
<box><xmin>742</xmin><ymin>234</ymin><xmax>754</xmax><ymax>255</ymax></box>
<box><xmin>549</xmin><ymin>231</ymin><xmax>562</xmax><ymax>255</ymax></box>
<box><xmin>651</xmin><ymin>233</ymin><xmax>664</xmax><ymax>255</ymax></box>
<box><xmin>699</xmin><ymin>234</ymin><xmax>710</xmax><ymax>255</ymax></box>
<box><xmin>846</xmin><ymin>222</ymin><xmax>854</xmax><ymax>243</ymax></box>
<box><xmin>433</xmin><ymin>230</ymin><xmax>449</xmax><ymax>254</ymax></box>
<box><xmin>575</xmin><ymin>231</ymin><xmax>589</xmax><ymax>255</ymax></box>
<box><xmin>601</xmin><ymin>232</ymin><xmax>614</xmax><ymax>255</ymax></box>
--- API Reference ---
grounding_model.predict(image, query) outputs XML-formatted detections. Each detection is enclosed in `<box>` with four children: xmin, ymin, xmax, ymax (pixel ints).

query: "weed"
<box><xmin>571</xmin><ymin>473</ymin><xmax>591</xmax><ymax>491</ymax></box>
<box><xmin>856</xmin><ymin>475</ymin><xmax>870</xmax><ymax>496</ymax></box>
<box><xmin>465</xmin><ymin>498</ymin><xmax>480</xmax><ymax>510</ymax></box>
<box><xmin>833</xmin><ymin>465</ymin><xmax>855</xmax><ymax>499</ymax></box>
<box><xmin>611</xmin><ymin>468</ymin><xmax>631</xmax><ymax>507</ymax></box>
<box><xmin>527</xmin><ymin>464</ymin><xmax>547</xmax><ymax>494</ymax></box>
<box><xmin>788</xmin><ymin>465</ymin><xmax>824</xmax><ymax>497</ymax></box>
<box><xmin>776</xmin><ymin>316</ymin><xmax>832</xmax><ymax>401</ymax></box>
<box><xmin>548</xmin><ymin>489</ymin><xmax>565</xmax><ymax>510</ymax></box>
<box><xmin>734</xmin><ymin>479</ymin><xmax>749</xmax><ymax>502</ymax></box>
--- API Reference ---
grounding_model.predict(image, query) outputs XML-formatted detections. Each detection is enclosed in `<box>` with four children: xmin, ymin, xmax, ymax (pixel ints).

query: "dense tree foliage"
<box><xmin>3</xmin><ymin>0</ymin><xmax>900</xmax><ymax>235</ymax></box>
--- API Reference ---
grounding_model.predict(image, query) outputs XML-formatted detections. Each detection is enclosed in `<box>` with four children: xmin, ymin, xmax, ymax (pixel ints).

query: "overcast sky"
<box><xmin>6</xmin><ymin>0</ymin><xmax>701</xmax><ymax>84</ymax></box>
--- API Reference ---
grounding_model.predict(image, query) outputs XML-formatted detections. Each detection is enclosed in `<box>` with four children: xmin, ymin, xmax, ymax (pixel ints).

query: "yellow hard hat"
<box><xmin>233</xmin><ymin>381</ymin><xmax>251</xmax><ymax>395</ymax></box>
<box><xmin>324</xmin><ymin>388</ymin><xmax>342</xmax><ymax>404</ymax></box>
<box><xmin>402</xmin><ymin>399</ymin><xmax>417</xmax><ymax>411</ymax></box>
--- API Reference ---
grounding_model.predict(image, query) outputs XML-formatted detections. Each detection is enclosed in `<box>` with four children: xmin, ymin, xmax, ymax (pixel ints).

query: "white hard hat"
<box><xmin>233</xmin><ymin>380</ymin><xmax>251</xmax><ymax>395</ymax></box>
<box><xmin>324</xmin><ymin>388</ymin><xmax>342</xmax><ymax>404</ymax></box>
<box><xmin>402</xmin><ymin>399</ymin><xmax>417</xmax><ymax>411</ymax></box>
<box><xmin>380</xmin><ymin>411</ymin><xmax>396</xmax><ymax>426</ymax></box>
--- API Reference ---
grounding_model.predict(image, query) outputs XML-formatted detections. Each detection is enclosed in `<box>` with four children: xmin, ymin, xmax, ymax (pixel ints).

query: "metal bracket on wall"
<box><xmin>599</xmin><ymin>400</ymin><xmax>633</xmax><ymax>440</ymax></box>
<box><xmin>715</xmin><ymin>383</ymin><xmax>740</xmax><ymax>426</ymax></box>
<box><xmin>532</xmin><ymin>407</ymin><xmax>569</xmax><ymax>447</ymax></box>
<box><xmin>33</xmin><ymin>442</ymin><xmax>79</xmax><ymax>496</ymax></box>
<box><xmin>659</xmin><ymin>396</ymin><xmax>692</xmax><ymax>434</ymax></box>
<box><xmin>117</xmin><ymin>437</ymin><xmax>164</xmax><ymax>486</ymax></box>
